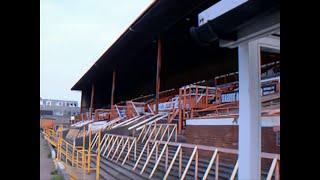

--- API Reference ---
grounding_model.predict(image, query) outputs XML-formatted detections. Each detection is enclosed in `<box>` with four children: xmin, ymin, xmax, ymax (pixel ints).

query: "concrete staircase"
<box><xmin>59</xmin><ymin>125</ymin><xmax>274</xmax><ymax>180</ymax></box>
<box><xmin>91</xmin><ymin>142</ymin><xmax>234</xmax><ymax>180</ymax></box>
<box><xmin>59</xmin><ymin>139</ymin><xmax>273</xmax><ymax>180</ymax></box>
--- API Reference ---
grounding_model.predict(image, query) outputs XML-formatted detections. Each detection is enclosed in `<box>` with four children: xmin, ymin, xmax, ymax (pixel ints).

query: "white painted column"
<box><xmin>238</xmin><ymin>40</ymin><xmax>261</xmax><ymax>179</ymax></box>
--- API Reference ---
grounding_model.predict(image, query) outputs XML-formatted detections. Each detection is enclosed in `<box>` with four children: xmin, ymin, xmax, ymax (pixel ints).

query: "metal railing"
<box><xmin>96</xmin><ymin>134</ymin><xmax>137</xmax><ymax>165</ymax></box>
<box><xmin>137</xmin><ymin>123</ymin><xmax>177</xmax><ymax>143</ymax></box>
<box><xmin>147</xmin><ymin>140</ymin><xmax>280</xmax><ymax>180</ymax></box>
<box><xmin>133</xmin><ymin>123</ymin><xmax>177</xmax><ymax>172</ymax></box>
<box><xmin>44</xmin><ymin>124</ymin><xmax>280</xmax><ymax>180</ymax></box>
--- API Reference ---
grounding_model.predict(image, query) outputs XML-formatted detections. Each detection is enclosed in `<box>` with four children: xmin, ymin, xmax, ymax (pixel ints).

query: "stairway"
<box><xmin>91</xmin><ymin>142</ymin><xmax>233</xmax><ymax>180</ymax></box>
<box><xmin>58</xmin><ymin>132</ymin><xmax>274</xmax><ymax>180</ymax></box>
<box><xmin>91</xmin><ymin>141</ymin><xmax>273</xmax><ymax>180</ymax></box>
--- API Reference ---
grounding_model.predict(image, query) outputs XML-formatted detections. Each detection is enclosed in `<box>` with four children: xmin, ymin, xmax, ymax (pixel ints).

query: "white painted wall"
<box><xmin>186</xmin><ymin>116</ymin><xmax>279</xmax><ymax>127</ymax></box>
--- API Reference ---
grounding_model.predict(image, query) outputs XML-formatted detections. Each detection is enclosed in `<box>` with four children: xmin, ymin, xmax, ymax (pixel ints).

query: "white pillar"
<box><xmin>238</xmin><ymin>40</ymin><xmax>261</xmax><ymax>179</ymax></box>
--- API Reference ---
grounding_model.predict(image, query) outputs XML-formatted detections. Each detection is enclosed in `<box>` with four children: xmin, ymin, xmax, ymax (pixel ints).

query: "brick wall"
<box><xmin>183</xmin><ymin>125</ymin><xmax>280</xmax><ymax>170</ymax></box>
<box><xmin>184</xmin><ymin>125</ymin><xmax>279</xmax><ymax>153</ymax></box>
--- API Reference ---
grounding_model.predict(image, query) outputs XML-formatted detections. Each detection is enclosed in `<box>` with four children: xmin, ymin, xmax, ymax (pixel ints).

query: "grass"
<box><xmin>51</xmin><ymin>174</ymin><xmax>63</xmax><ymax>180</ymax></box>
<box><xmin>50</xmin><ymin>169</ymin><xmax>58</xmax><ymax>175</ymax></box>
<box><xmin>50</xmin><ymin>169</ymin><xmax>63</xmax><ymax>180</ymax></box>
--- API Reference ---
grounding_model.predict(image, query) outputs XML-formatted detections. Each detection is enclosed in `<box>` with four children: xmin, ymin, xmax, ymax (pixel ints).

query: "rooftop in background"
<box><xmin>40</xmin><ymin>97</ymin><xmax>79</xmax><ymax>108</ymax></box>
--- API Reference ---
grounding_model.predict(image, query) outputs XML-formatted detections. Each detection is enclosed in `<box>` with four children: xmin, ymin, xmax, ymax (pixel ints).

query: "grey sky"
<box><xmin>40</xmin><ymin>0</ymin><xmax>153</xmax><ymax>103</ymax></box>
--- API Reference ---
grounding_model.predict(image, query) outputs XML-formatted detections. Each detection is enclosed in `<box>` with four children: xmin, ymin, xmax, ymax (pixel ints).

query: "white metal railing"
<box><xmin>96</xmin><ymin>134</ymin><xmax>137</xmax><ymax>165</ymax></box>
<box><xmin>148</xmin><ymin>140</ymin><xmax>280</xmax><ymax>180</ymax></box>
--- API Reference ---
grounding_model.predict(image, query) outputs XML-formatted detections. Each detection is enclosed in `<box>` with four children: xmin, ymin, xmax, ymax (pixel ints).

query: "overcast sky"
<box><xmin>40</xmin><ymin>0</ymin><xmax>153</xmax><ymax>103</ymax></box>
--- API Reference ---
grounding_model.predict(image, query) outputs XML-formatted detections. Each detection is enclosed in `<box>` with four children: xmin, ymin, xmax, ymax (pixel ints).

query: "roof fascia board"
<box><xmin>219</xmin><ymin>10</ymin><xmax>280</xmax><ymax>48</ymax></box>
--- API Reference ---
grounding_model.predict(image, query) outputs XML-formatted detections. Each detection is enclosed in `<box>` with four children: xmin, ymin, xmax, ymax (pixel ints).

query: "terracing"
<box><xmin>44</xmin><ymin>121</ymin><xmax>279</xmax><ymax>180</ymax></box>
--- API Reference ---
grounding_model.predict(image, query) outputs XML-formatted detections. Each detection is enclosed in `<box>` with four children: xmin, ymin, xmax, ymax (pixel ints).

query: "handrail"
<box><xmin>130</xmin><ymin>101</ymin><xmax>140</xmax><ymax>116</ymax></box>
<box><xmin>115</xmin><ymin>105</ymin><xmax>121</xmax><ymax>117</ymax></box>
<box><xmin>148</xmin><ymin>104</ymin><xmax>154</xmax><ymax>114</ymax></box>
<box><xmin>136</xmin><ymin>114</ymin><xmax>168</xmax><ymax>130</ymax></box>
<box><xmin>102</xmin><ymin>135</ymin><xmax>116</xmax><ymax>156</ymax></box>
<box><xmin>152</xmin><ymin>124</ymin><xmax>163</xmax><ymax>142</ymax></box>
<box><xmin>159</xmin><ymin>125</ymin><xmax>169</xmax><ymax>142</ymax></box>
<box><xmin>266</xmin><ymin>158</ymin><xmax>279</xmax><ymax>180</ymax></box>
<box><xmin>139</xmin><ymin>125</ymin><xmax>150</xmax><ymax>143</ymax></box>
<box><xmin>100</xmin><ymin>135</ymin><xmax>111</xmax><ymax>154</ymax></box>
<box><xmin>105</xmin><ymin>136</ymin><xmax>119</xmax><ymax>157</ymax></box>
<box><xmin>202</xmin><ymin>149</ymin><xmax>218</xmax><ymax>180</ymax></box>
<box><xmin>128</xmin><ymin>114</ymin><xmax>161</xmax><ymax>130</ymax></box>
<box><xmin>167</xmin><ymin>108</ymin><xmax>179</xmax><ymax>123</ymax></box>
<box><xmin>90</xmin><ymin>133</ymin><xmax>137</xmax><ymax>167</ymax></box>
<box><xmin>90</xmin><ymin>132</ymin><xmax>99</xmax><ymax>149</ymax></box>
<box><xmin>137</xmin><ymin>125</ymin><xmax>147</xmax><ymax>142</ymax></box>
<box><xmin>229</xmin><ymin>160</ymin><xmax>239</xmax><ymax>180</ymax></box>
<box><xmin>46</xmin><ymin>126</ymin><xmax>280</xmax><ymax>180</ymax></box>
<box><xmin>163</xmin><ymin>144</ymin><xmax>182</xmax><ymax>180</ymax></box>
<box><xmin>95</xmin><ymin>130</ymin><xmax>101</xmax><ymax>180</ymax></box>
<box><xmin>122</xmin><ymin>138</ymin><xmax>137</xmax><ymax>165</ymax></box>
<box><xmin>152</xmin><ymin>140</ymin><xmax>280</xmax><ymax>160</ymax></box>
<box><xmin>108</xmin><ymin>137</ymin><xmax>124</xmax><ymax>159</ymax></box>
<box><xmin>180</xmin><ymin>146</ymin><xmax>198</xmax><ymax>180</ymax></box>
<box><xmin>116</xmin><ymin>138</ymin><xmax>129</xmax><ymax>162</ymax></box>
<box><xmin>138</xmin><ymin>124</ymin><xmax>177</xmax><ymax>144</ymax></box>
<box><xmin>140</xmin><ymin>141</ymin><xmax>158</xmax><ymax>174</ymax></box>
<box><xmin>133</xmin><ymin>125</ymin><xmax>158</xmax><ymax>170</ymax></box>
<box><xmin>112</xmin><ymin>115</ymin><xmax>140</xmax><ymax>129</ymax></box>
<box><xmin>122</xmin><ymin>115</ymin><xmax>146</xmax><ymax>127</ymax></box>
<box><xmin>148</xmin><ymin>125</ymin><xmax>177</xmax><ymax>178</ymax></box>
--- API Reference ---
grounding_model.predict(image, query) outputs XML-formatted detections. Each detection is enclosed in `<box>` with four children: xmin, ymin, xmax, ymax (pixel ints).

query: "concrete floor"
<box><xmin>40</xmin><ymin>134</ymin><xmax>55</xmax><ymax>180</ymax></box>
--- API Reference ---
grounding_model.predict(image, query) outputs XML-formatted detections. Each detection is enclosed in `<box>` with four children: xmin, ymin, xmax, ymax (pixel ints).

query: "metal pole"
<box><xmin>87</xmin><ymin>128</ymin><xmax>92</xmax><ymax>174</ymax></box>
<box><xmin>155</xmin><ymin>37</ymin><xmax>162</xmax><ymax>114</ymax></box>
<box><xmin>82</xmin><ymin>126</ymin><xmax>86</xmax><ymax>169</ymax></box>
<box><xmin>96</xmin><ymin>130</ymin><xmax>101</xmax><ymax>180</ymax></box>
<box><xmin>90</xmin><ymin>84</ymin><xmax>95</xmax><ymax>119</ymax></box>
<box><xmin>111</xmin><ymin>69</ymin><xmax>116</xmax><ymax>106</ymax></box>
<box><xmin>80</xmin><ymin>91</ymin><xmax>83</xmax><ymax>114</ymax></box>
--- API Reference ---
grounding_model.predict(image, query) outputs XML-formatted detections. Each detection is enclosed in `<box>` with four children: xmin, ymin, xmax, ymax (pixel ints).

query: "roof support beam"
<box><xmin>90</xmin><ymin>84</ymin><xmax>95</xmax><ymax>119</ymax></box>
<box><xmin>80</xmin><ymin>91</ymin><xmax>83</xmax><ymax>114</ymax></box>
<box><xmin>111</xmin><ymin>69</ymin><xmax>116</xmax><ymax>106</ymax></box>
<box><xmin>155</xmin><ymin>37</ymin><xmax>162</xmax><ymax>114</ymax></box>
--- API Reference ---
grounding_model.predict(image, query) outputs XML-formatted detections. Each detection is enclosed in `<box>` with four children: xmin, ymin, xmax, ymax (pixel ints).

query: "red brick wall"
<box><xmin>183</xmin><ymin>125</ymin><xmax>280</xmax><ymax>170</ymax></box>
<box><xmin>184</xmin><ymin>125</ymin><xmax>279</xmax><ymax>153</ymax></box>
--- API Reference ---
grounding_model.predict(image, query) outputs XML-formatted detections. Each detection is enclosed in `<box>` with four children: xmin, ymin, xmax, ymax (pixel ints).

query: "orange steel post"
<box><xmin>82</xmin><ymin>126</ymin><xmax>86</xmax><ymax>169</ymax></box>
<box><xmin>58</xmin><ymin>127</ymin><xmax>63</xmax><ymax>161</ymax></box>
<box><xmin>72</xmin><ymin>141</ymin><xmax>75</xmax><ymax>166</ymax></box>
<box><xmin>183</xmin><ymin>86</ymin><xmax>186</xmax><ymax>128</ymax></box>
<box><xmin>155</xmin><ymin>37</ymin><xmax>162</xmax><ymax>114</ymax></box>
<box><xmin>195</xmin><ymin>85</ymin><xmax>198</xmax><ymax>105</ymax></box>
<box><xmin>275</xmin><ymin>160</ymin><xmax>280</xmax><ymax>180</ymax></box>
<box><xmin>87</xmin><ymin>127</ymin><xmax>92</xmax><ymax>174</ymax></box>
<box><xmin>96</xmin><ymin>130</ymin><xmax>101</xmax><ymax>180</ymax></box>
<box><xmin>189</xmin><ymin>87</ymin><xmax>192</xmax><ymax>118</ymax></box>
<box><xmin>90</xmin><ymin>84</ymin><xmax>95</xmax><ymax>120</ymax></box>
<box><xmin>111</xmin><ymin>69</ymin><xmax>116</xmax><ymax>106</ymax></box>
<box><xmin>66</xmin><ymin>142</ymin><xmax>68</xmax><ymax>164</ymax></box>
<box><xmin>178</xmin><ymin>88</ymin><xmax>182</xmax><ymax>134</ymax></box>
<box><xmin>206</xmin><ymin>85</ymin><xmax>209</xmax><ymax>108</ymax></box>
<box><xmin>80</xmin><ymin>91</ymin><xmax>83</xmax><ymax>114</ymax></box>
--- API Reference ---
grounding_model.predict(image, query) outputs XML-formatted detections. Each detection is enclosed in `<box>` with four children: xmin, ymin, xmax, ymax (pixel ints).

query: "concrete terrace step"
<box><xmin>97</xmin><ymin>145</ymin><xmax>233</xmax><ymax>180</ymax></box>
<box><xmin>61</xmin><ymin>139</ymin><xmax>273</xmax><ymax>180</ymax></box>
<box><xmin>62</xmin><ymin>142</ymin><xmax>234</xmax><ymax>180</ymax></box>
<box><xmin>91</xmin><ymin>156</ymin><xmax>147</xmax><ymax>180</ymax></box>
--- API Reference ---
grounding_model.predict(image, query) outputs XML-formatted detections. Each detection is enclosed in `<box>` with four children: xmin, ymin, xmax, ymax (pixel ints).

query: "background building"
<box><xmin>40</xmin><ymin>97</ymin><xmax>80</xmax><ymax>128</ymax></box>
